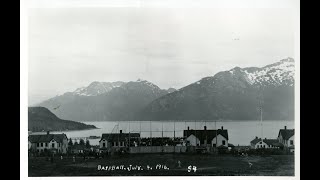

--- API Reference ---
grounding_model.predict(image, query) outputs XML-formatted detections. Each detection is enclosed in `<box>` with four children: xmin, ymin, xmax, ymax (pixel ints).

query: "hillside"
<box><xmin>28</xmin><ymin>107</ymin><xmax>96</xmax><ymax>132</ymax></box>
<box><xmin>37</xmin><ymin>57</ymin><xmax>295</xmax><ymax>122</ymax></box>
<box><xmin>135</xmin><ymin>58</ymin><xmax>295</xmax><ymax>121</ymax></box>
<box><xmin>38</xmin><ymin>80</ymin><xmax>176</xmax><ymax>122</ymax></box>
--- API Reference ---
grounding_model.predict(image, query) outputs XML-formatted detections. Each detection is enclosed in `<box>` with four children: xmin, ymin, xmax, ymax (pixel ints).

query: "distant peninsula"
<box><xmin>28</xmin><ymin>106</ymin><xmax>96</xmax><ymax>132</ymax></box>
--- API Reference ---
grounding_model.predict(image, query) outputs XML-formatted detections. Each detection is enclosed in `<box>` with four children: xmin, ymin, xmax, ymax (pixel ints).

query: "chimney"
<box><xmin>255</xmin><ymin>136</ymin><xmax>258</xmax><ymax>139</ymax></box>
<box><xmin>221</xmin><ymin>126</ymin><xmax>223</xmax><ymax>130</ymax></box>
<box><xmin>47</xmin><ymin>131</ymin><xmax>50</xmax><ymax>135</ymax></box>
<box><xmin>284</xmin><ymin>126</ymin><xmax>287</xmax><ymax>130</ymax></box>
<box><xmin>204</xmin><ymin>126</ymin><xmax>207</xmax><ymax>130</ymax></box>
<box><xmin>187</xmin><ymin>126</ymin><xmax>190</xmax><ymax>130</ymax></box>
<box><xmin>120</xmin><ymin>130</ymin><xmax>122</xmax><ymax>134</ymax></box>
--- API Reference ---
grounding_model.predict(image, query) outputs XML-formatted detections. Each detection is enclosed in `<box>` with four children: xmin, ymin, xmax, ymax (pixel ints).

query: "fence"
<box><xmin>129</xmin><ymin>146</ymin><xmax>187</xmax><ymax>153</ymax></box>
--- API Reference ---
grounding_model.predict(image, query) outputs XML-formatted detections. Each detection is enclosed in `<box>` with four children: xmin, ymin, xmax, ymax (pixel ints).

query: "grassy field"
<box><xmin>28</xmin><ymin>153</ymin><xmax>294</xmax><ymax>176</ymax></box>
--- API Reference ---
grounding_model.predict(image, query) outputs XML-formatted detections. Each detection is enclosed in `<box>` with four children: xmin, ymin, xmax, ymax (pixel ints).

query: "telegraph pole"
<box><xmin>215</xmin><ymin>121</ymin><xmax>217</xmax><ymax>147</ymax></box>
<box><xmin>139</xmin><ymin>121</ymin><xmax>141</xmax><ymax>152</ymax></box>
<box><xmin>150</xmin><ymin>120</ymin><xmax>152</xmax><ymax>146</ymax></box>
<box><xmin>162</xmin><ymin>122</ymin><xmax>163</xmax><ymax>146</ymax></box>
<box><xmin>174</xmin><ymin>120</ymin><xmax>176</xmax><ymax>141</ymax></box>
<box><xmin>162</xmin><ymin>122</ymin><xmax>163</xmax><ymax>138</ymax></box>
<box><xmin>117</xmin><ymin>122</ymin><xmax>119</xmax><ymax>148</ymax></box>
<box><xmin>129</xmin><ymin>121</ymin><xmax>130</xmax><ymax>149</ymax></box>
<box><xmin>195</xmin><ymin>120</ymin><xmax>197</xmax><ymax>146</ymax></box>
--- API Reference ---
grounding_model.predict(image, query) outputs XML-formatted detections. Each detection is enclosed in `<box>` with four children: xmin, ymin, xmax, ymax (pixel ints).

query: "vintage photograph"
<box><xmin>26</xmin><ymin>0</ymin><xmax>298</xmax><ymax>177</ymax></box>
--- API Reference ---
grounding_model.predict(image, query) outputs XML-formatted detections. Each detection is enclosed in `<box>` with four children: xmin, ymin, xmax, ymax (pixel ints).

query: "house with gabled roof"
<box><xmin>277</xmin><ymin>126</ymin><xmax>294</xmax><ymax>152</ymax></box>
<box><xmin>183</xmin><ymin>126</ymin><xmax>229</xmax><ymax>148</ymax></box>
<box><xmin>28</xmin><ymin>131</ymin><xmax>68</xmax><ymax>154</ymax></box>
<box><xmin>250</xmin><ymin>137</ymin><xmax>283</xmax><ymax>149</ymax></box>
<box><xmin>99</xmin><ymin>130</ymin><xmax>140</xmax><ymax>152</ymax></box>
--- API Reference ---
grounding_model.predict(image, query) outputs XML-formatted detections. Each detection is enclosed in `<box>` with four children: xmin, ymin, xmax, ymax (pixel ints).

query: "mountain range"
<box><xmin>137</xmin><ymin>58</ymin><xmax>294</xmax><ymax>121</ymax></box>
<box><xmin>36</xmin><ymin>58</ymin><xmax>294</xmax><ymax>122</ymax></box>
<box><xmin>38</xmin><ymin>79</ymin><xmax>176</xmax><ymax>121</ymax></box>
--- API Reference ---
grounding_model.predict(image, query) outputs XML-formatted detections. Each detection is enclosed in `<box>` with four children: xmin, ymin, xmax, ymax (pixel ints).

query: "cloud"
<box><xmin>28</xmin><ymin>8</ymin><xmax>294</xmax><ymax>104</ymax></box>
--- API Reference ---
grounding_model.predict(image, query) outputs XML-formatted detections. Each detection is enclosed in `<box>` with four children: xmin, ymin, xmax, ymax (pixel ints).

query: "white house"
<box><xmin>211</xmin><ymin>133</ymin><xmax>228</xmax><ymax>148</ymax></box>
<box><xmin>185</xmin><ymin>134</ymin><xmax>200</xmax><ymax>146</ymax></box>
<box><xmin>277</xmin><ymin>126</ymin><xmax>294</xmax><ymax>152</ymax></box>
<box><xmin>250</xmin><ymin>137</ymin><xmax>283</xmax><ymax>149</ymax></box>
<box><xmin>184</xmin><ymin>126</ymin><xmax>229</xmax><ymax>148</ymax></box>
<box><xmin>28</xmin><ymin>131</ymin><xmax>68</xmax><ymax>154</ymax></box>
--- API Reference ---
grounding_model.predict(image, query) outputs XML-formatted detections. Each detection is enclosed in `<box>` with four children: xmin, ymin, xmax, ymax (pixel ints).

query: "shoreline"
<box><xmin>29</xmin><ymin>127</ymin><xmax>100</xmax><ymax>134</ymax></box>
<box><xmin>81</xmin><ymin>119</ymin><xmax>295</xmax><ymax>123</ymax></box>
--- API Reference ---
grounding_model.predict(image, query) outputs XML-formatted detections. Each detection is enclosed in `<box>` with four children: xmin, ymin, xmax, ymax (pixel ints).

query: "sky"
<box><xmin>28</xmin><ymin>7</ymin><xmax>295</xmax><ymax>105</ymax></box>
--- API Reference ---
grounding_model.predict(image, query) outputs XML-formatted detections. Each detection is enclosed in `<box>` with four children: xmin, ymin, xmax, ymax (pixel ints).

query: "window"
<box><xmin>37</xmin><ymin>143</ymin><xmax>39</xmax><ymax>147</ymax></box>
<box><xmin>259</xmin><ymin>142</ymin><xmax>262</xmax><ymax>144</ymax></box>
<box><xmin>222</xmin><ymin>140</ymin><xmax>226</xmax><ymax>145</ymax></box>
<box><xmin>103</xmin><ymin>143</ymin><xmax>106</xmax><ymax>147</ymax></box>
<box><xmin>290</xmin><ymin>140</ymin><xmax>293</xmax><ymax>145</ymax></box>
<box><xmin>58</xmin><ymin>143</ymin><xmax>60</xmax><ymax>147</ymax></box>
<box><xmin>52</xmin><ymin>143</ymin><xmax>55</xmax><ymax>148</ymax></box>
<box><xmin>45</xmin><ymin>143</ymin><xmax>48</xmax><ymax>147</ymax></box>
<box><xmin>41</xmin><ymin>143</ymin><xmax>43</xmax><ymax>147</ymax></box>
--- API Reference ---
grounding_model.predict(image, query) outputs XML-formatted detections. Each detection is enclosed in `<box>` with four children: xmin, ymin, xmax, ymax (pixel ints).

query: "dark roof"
<box><xmin>250</xmin><ymin>137</ymin><xmax>280</xmax><ymax>146</ymax></box>
<box><xmin>278</xmin><ymin>129</ymin><xmax>294</xmax><ymax>140</ymax></box>
<box><xmin>250</xmin><ymin>137</ymin><xmax>261</xmax><ymax>144</ymax></box>
<box><xmin>228</xmin><ymin>143</ymin><xmax>235</xmax><ymax>147</ymax></box>
<box><xmin>263</xmin><ymin>139</ymin><xmax>280</xmax><ymax>146</ymax></box>
<box><xmin>100</xmin><ymin>133</ymin><xmax>140</xmax><ymax>142</ymax></box>
<box><xmin>272</xmin><ymin>142</ymin><xmax>284</xmax><ymax>147</ymax></box>
<box><xmin>183</xmin><ymin>129</ymin><xmax>228</xmax><ymax>144</ymax></box>
<box><xmin>28</xmin><ymin>134</ymin><xmax>67</xmax><ymax>143</ymax></box>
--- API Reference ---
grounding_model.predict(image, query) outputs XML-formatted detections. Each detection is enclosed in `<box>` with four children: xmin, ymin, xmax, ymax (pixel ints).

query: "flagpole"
<box><xmin>260</xmin><ymin>86</ymin><xmax>264</xmax><ymax>145</ymax></box>
<box><xmin>261</xmin><ymin>101</ymin><xmax>263</xmax><ymax>144</ymax></box>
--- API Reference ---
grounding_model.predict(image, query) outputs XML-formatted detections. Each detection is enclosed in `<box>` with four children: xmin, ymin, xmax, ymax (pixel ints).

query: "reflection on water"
<box><xmin>30</xmin><ymin>120</ymin><xmax>294</xmax><ymax>146</ymax></box>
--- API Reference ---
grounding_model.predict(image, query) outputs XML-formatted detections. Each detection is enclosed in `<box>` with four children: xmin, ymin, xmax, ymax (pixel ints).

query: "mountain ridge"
<box><xmin>38</xmin><ymin>80</ymin><xmax>177</xmax><ymax>121</ymax></box>
<box><xmin>37</xmin><ymin>57</ymin><xmax>295</xmax><ymax>122</ymax></box>
<box><xmin>135</xmin><ymin>58</ymin><xmax>294</xmax><ymax>121</ymax></box>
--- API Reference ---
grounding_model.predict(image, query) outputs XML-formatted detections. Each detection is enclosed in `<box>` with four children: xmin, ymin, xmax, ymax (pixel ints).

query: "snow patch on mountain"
<box><xmin>73</xmin><ymin>81</ymin><xmax>125</xmax><ymax>96</ymax></box>
<box><xmin>243</xmin><ymin>58</ymin><xmax>294</xmax><ymax>86</ymax></box>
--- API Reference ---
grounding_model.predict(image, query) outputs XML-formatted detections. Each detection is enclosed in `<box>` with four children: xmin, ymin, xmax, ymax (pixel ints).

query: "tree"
<box><xmin>85</xmin><ymin>139</ymin><xmax>91</xmax><ymax>148</ymax></box>
<box><xmin>79</xmin><ymin>139</ymin><xmax>85</xmax><ymax>146</ymax></box>
<box><xmin>68</xmin><ymin>139</ymin><xmax>73</xmax><ymax>146</ymax></box>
